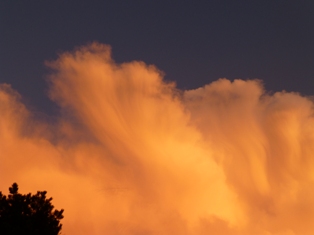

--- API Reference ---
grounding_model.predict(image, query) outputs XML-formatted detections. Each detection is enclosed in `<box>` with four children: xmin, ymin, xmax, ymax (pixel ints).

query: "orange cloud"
<box><xmin>1</xmin><ymin>43</ymin><xmax>314</xmax><ymax>235</ymax></box>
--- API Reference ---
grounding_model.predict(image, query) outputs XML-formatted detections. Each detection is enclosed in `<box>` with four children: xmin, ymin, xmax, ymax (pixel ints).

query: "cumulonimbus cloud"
<box><xmin>1</xmin><ymin>43</ymin><xmax>314</xmax><ymax>235</ymax></box>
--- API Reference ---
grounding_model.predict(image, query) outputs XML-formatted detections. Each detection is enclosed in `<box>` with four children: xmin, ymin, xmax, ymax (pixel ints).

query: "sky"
<box><xmin>1</xmin><ymin>0</ymin><xmax>313</xmax><ymax>114</ymax></box>
<box><xmin>1</xmin><ymin>1</ymin><xmax>314</xmax><ymax>235</ymax></box>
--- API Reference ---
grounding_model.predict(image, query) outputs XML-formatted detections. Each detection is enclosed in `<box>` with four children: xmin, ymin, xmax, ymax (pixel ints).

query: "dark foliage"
<box><xmin>0</xmin><ymin>183</ymin><xmax>64</xmax><ymax>235</ymax></box>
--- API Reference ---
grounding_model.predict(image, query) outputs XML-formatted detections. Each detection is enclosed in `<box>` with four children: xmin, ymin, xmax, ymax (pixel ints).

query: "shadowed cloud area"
<box><xmin>1</xmin><ymin>43</ymin><xmax>314</xmax><ymax>235</ymax></box>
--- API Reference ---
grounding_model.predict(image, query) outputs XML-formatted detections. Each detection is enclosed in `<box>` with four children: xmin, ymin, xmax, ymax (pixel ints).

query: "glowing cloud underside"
<box><xmin>1</xmin><ymin>43</ymin><xmax>314</xmax><ymax>235</ymax></box>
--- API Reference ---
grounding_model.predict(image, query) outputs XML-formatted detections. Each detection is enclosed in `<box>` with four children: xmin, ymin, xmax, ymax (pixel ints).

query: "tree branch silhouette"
<box><xmin>0</xmin><ymin>183</ymin><xmax>64</xmax><ymax>235</ymax></box>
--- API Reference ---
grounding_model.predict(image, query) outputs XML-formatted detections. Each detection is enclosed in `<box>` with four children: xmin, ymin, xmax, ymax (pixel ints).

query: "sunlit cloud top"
<box><xmin>1</xmin><ymin>43</ymin><xmax>314</xmax><ymax>235</ymax></box>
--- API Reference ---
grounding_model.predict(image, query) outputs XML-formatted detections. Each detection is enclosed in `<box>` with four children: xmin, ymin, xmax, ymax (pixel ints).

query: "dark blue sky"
<box><xmin>1</xmin><ymin>1</ymin><xmax>313</xmax><ymax>114</ymax></box>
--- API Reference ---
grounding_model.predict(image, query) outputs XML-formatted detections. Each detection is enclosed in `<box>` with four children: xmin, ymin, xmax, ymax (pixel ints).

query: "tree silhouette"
<box><xmin>0</xmin><ymin>183</ymin><xmax>64</xmax><ymax>235</ymax></box>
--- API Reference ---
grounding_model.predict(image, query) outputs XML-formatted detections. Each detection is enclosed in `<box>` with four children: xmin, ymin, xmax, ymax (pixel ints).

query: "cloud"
<box><xmin>1</xmin><ymin>43</ymin><xmax>314</xmax><ymax>234</ymax></box>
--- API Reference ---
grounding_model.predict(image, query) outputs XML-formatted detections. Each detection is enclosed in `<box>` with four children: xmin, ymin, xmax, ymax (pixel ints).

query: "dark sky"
<box><xmin>1</xmin><ymin>0</ymin><xmax>313</xmax><ymax>114</ymax></box>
